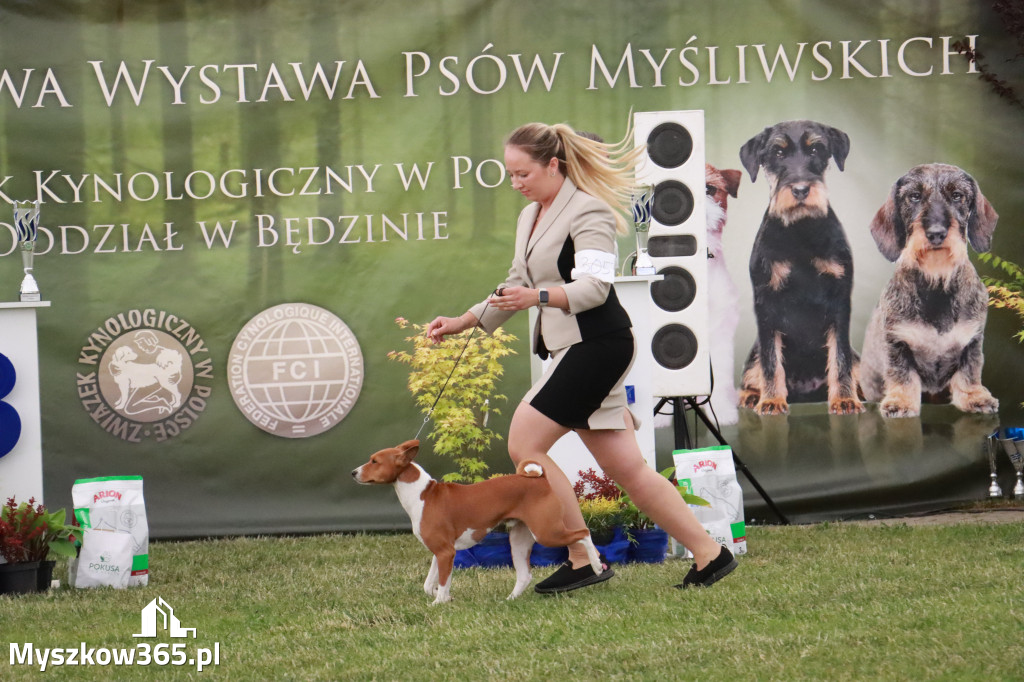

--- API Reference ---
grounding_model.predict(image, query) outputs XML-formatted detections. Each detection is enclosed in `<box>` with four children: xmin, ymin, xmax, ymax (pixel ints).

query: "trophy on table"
<box><xmin>998</xmin><ymin>432</ymin><xmax>1024</xmax><ymax>498</ymax></box>
<box><xmin>631</xmin><ymin>184</ymin><xmax>656</xmax><ymax>276</ymax></box>
<box><xmin>13</xmin><ymin>201</ymin><xmax>41</xmax><ymax>302</ymax></box>
<box><xmin>985</xmin><ymin>432</ymin><xmax>1003</xmax><ymax>498</ymax></box>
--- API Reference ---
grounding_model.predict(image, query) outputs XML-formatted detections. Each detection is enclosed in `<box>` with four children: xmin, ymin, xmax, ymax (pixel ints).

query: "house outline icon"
<box><xmin>133</xmin><ymin>597</ymin><xmax>197</xmax><ymax>638</ymax></box>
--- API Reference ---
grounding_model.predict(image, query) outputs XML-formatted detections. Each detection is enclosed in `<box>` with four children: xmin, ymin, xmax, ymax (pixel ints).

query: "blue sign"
<box><xmin>0</xmin><ymin>352</ymin><xmax>20</xmax><ymax>458</ymax></box>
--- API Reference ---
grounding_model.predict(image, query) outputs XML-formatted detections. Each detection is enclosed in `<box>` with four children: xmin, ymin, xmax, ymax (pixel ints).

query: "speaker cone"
<box><xmin>651</xmin><ymin>266</ymin><xmax>696</xmax><ymax>312</ymax></box>
<box><xmin>646</xmin><ymin>122</ymin><xmax>693</xmax><ymax>168</ymax></box>
<box><xmin>651</xmin><ymin>180</ymin><xmax>694</xmax><ymax>226</ymax></box>
<box><xmin>651</xmin><ymin>324</ymin><xmax>698</xmax><ymax>370</ymax></box>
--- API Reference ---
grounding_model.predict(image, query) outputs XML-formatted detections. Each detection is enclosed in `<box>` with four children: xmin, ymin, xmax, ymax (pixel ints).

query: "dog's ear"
<box><xmin>967</xmin><ymin>178</ymin><xmax>998</xmax><ymax>253</ymax></box>
<box><xmin>396</xmin><ymin>440</ymin><xmax>420</xmax><ymax>462</ymax></box>
<box><xmin>721</xmin><ymin>169</ymin><xmax>742</xmax><ymax>198</ymax></box>
<box><xmin>739</xmin><ymin>128</ymin><xmax>770</xmax><ymax>182</ymax></box>
<box><xmin>869</xmin><ymin>183</ymin><xmax>906</xmax><ymax>262</ymax></box>
<box><xmin>826</xmin><ymin>126</ymin><xmax>851</xmax><ymax>172</ymax></box>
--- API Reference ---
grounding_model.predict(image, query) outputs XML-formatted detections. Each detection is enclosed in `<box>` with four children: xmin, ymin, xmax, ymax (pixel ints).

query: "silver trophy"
<box><xmin>13</xmin><ymin>201</ymin><xmax>41</xmax><ymax>302</ymax></box>
<box><xmin>998</xmin><ymin>437</ymin><xmax>1024</xmax><ymax>498</ymax></box>
<box><xmin>986</xmin><ymin>433</ymin><xmax>1003</xmax><ymax>498</ymax></box>
<box><xmin>631</xmin><ymin>184</ymin><xmax>656</xmax><ymax>275</ymax></box>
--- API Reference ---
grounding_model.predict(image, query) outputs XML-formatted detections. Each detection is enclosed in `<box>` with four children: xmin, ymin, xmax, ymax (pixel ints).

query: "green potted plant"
<box><xmin>1</xmin><ymin>496</ymin><xmax>72</xmax><ymax>594</ymax></box>
<box><xmin>1</xmin><ymin>496</ymin><xmax>42</xmax><ymax>595</ymax></box>
<box><xmin>24</xmin><ymin>504</ymin><xmax>77</xmax><ymax>591</ymax></box>
<box><xmin>388</xmin><ymin>317</ymin><xmax>516</xmax><ymax>483</ymax></box>
<box><xmin>578</xmin><ymin>495</ymin><xmax>623</xmax><ymax>546</ymax></box>
<box><xmin>0</xmin><ymin>496</ymin><xmax>77</xmax><ymax>594</ymax></box>
<box><xmin>572</xmin><ymin>468</ymin><xmax>629</xmax><ymax>561</ymax></box>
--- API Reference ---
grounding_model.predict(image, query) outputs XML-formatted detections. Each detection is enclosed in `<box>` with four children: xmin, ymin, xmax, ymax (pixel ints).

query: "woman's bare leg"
<box><xmin>507</xmin><ymin>401</ymin><xmax>592</xmax><ymax>568</ymax></box>
<box><xmin>577</xmin><ymin>410</ymin><xmax>722</xmax><ymax>570</ymax></box>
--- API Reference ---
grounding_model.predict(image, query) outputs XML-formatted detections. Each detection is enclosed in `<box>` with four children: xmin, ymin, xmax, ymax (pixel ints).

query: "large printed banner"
<box><xmin>0</xmin><ymin>0</ymin><xmax>1021</xmax><ymax>534</ymax></box>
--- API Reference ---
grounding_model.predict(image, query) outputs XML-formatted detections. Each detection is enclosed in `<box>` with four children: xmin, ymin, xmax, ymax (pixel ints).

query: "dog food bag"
<box><xmin>69</xmin><ymin>528</ymin><xmax>134</xmax><ymax>589</ymax></box>
<box><xmin>72</xmin><ymin>476</ymin><xmax>149</xmax><ymax>587</ymax></box>
<box><xmin>673</xmin><ymin>446</ymin><xmax>747</xmax><ymax>556</ymax></box>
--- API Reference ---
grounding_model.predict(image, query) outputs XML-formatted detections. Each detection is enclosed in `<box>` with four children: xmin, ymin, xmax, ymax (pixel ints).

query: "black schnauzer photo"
<box><xmin>737</xmin><ymin>120</ymin><xmax>864</xmax><ymax>416</ymax></box>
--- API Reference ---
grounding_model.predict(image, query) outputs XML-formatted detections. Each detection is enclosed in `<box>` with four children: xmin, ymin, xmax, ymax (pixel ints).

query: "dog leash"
<box><xmin>413</xmin><ymin>290</ymin><xmax>499</xmax><ymax>441</ymax></box>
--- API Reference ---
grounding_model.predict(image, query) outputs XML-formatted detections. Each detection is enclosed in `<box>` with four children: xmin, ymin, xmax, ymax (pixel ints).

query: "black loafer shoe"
<box><xmin>675</xmin><ymin>545</ymin><xmax>737</xmax><ymax>589</ymax></box>
<box><xmin>534</xmin><ymin>561</ymin><xmax>615</xmax><ymax>594</ymax></box>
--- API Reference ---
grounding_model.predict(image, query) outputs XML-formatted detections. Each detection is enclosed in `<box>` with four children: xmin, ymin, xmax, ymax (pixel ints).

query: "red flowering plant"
<box><xmin>0</xmin><ymin>497</ymin><xmax>77</xmax><ymax>564</ymax></box>
<box><xmin>573</xmin><ymin>469</ymin><xmax>623</xmax><ymax>543</ymax></box>
<box><xmin>573</xmin><ymin>468</ymin><xmax>621</xmax><ymax>501</ymax></box>
<box><xmin>574</xmin><ymin>467</ymin><xmax>709</xmax><ymax>534</ymax></box>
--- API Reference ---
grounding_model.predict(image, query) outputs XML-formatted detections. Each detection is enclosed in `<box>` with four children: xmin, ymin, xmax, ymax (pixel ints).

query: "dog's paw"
<box><xmin>954</xmin><ymin>389</ymin><xmax>999</xmax><ymax>414</ymax></box>
<box><xmin>880</xmin><ymin>397</ymin><xmax>919</xmax><ymax>418</ymax></box>
<box><xmin>739</xmin><ymin>389</ymin><xmax>761</xmax><ymax>409</ymax></box>
<box><xmin>755</xmin><ymin>398</ymin><xmax>789</xmax><ymax>416</ymax></box>
<box><xmin>829</xmin><ymin>396</ymin><xmax>865</xmax><ymax>415</ymax></box>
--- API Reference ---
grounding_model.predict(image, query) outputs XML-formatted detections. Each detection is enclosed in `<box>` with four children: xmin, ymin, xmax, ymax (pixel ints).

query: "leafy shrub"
<box><xmin>388</xmin><ymin>317</ymin><xmax>516</xmax><ymax>482</ymax></box>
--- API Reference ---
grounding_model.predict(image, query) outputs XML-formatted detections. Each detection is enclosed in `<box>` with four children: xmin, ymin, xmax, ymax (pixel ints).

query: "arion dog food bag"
<box><xmin>672</xmin><ymin>446</ymin><xmax>747</xmax><ymax>557</ymax></box>
<box><xmin>69</xmin><ymin>528</ymin><xmax>134</xmax><ymax>589</ymax></box>
<box><xmin>72</xmin><ymin>476</ymin><xmax>149</xmax><ymax>586</ymax></box>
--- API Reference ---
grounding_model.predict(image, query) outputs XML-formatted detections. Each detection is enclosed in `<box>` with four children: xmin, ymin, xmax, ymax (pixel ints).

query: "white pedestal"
<box><xmin>0</xmin><ymin>301</ymin><xmax>49</xmax><ymax>504</ymax></box>
<box><xmin>529</xmin><ymin>277</ymin><xmax>660</xmax><ymax>485</ymax></box>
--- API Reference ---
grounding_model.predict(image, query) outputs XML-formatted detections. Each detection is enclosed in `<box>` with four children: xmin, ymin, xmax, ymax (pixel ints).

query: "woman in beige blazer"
<box><xmin>428</xmin><ymin>122</ymin><xmax>736</xmax><ymax>593</ymax></box>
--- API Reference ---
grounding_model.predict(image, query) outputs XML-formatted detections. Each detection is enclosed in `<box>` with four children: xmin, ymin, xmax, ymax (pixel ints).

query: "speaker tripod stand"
<box><xmin>655</xmin><ymin>395</ymin><xmax>790</xmax><ymax>525</ymax></box>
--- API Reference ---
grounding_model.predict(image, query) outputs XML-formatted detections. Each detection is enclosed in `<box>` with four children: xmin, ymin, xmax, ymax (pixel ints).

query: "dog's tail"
<box><xmin>515</xmin><ymin>460</ymin><xmax>545</xmax><ymax>478</ymax></box>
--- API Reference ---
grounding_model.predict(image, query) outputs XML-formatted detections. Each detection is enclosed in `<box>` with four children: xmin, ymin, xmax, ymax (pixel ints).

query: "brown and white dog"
<box><xmin>859</xmin><ymin>163</ymin><xmax>999</xmax><ymax>417</ymax></box>
<box><xmin>705</xmin><ymin>163</ymin><xmax>743</xmax><ymax>424</ymax></box>
<box><xmin>352</xmin><ymin>440</ymin><xmax>602</xmax><ymax>604</ymax></box>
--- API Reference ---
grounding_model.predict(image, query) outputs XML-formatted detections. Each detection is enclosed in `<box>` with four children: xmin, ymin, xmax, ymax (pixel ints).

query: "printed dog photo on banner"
<box><xmin>704</xmin><ymin>163</ymin><xmax>743</xmax><ymax>425</ymax></box>
<box><xmin>736</xmin><ymin>120</ymin><xmax>864</xmax><ymax>417</ymax></box>
<box><xmin>859</xmin><ymin>164</ymin><xmax>1000</xmax><ymax>418</ymax></box>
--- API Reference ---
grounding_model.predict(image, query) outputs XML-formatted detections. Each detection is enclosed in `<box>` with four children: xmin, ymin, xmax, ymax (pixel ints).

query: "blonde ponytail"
<box><xmin>505</xmin><ymin>117</ymin><xmax>645</xmax><ymax>235</ymax></box>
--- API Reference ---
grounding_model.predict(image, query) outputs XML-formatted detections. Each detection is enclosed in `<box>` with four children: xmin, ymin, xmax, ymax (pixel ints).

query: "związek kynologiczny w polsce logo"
<box><xmin>77</xmin><ymin>309</ymin><xmax>214</xmax><ymax>443</ymax></box>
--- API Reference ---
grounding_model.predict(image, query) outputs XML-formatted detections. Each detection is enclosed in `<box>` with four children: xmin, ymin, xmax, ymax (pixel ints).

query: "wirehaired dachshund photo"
<box><xmin>859</xmin><ymin>163</ymin><xmax>999</xmax><ymax>418</ymax></box>
<box><xmin>737</xmin><ymin>120</ymin><xmax>864</xmax><ymax>416</ymax></box>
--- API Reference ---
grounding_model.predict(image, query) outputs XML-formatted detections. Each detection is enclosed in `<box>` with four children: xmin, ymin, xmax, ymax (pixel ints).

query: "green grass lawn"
<box><xmin>3</xmin><ymin>521</ymin><xmax>1022</xmax><ymax>681</ymax></box>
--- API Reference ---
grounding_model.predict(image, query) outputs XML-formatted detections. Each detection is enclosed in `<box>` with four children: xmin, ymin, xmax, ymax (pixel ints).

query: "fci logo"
<box><xmin>228</xmin><ymin>303</ymin><xmax>364</xmax><ymax>438</ymax></box>
<box><xmin>134</xmin><ymin>597</ymin><xmax>196</xmax><ymax>639</ymax></box>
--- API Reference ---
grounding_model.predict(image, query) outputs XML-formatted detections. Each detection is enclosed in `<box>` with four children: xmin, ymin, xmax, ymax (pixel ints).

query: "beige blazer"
<box><xmin>470</xmin><ymin>178</ymin><xmax>631</xmax><ymax>355</ymax></box>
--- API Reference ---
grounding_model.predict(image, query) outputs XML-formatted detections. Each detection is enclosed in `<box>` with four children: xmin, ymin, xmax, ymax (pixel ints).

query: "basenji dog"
<box><xmin>352</xmin><ymin>440</ymin><xmax>603</xmax><ymax>604</ymax></box>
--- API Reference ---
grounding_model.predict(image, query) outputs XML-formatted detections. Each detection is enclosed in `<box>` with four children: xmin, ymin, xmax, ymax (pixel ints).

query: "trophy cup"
<box><xmin>986</xmin><ymin>432</ymin><xmax>1003</xmax><ymax>498</ymax></box>
<box><xmin>631</xmin><ymin>184</ymin><xmax>656</xmax><ymax>276</ymax></box>
<box><xmin>998</xmin><ymin>436</ymin><xmax>1024</xmax><ymax>498</ymax></box>
<box><xmin>13</xmin><ymin>201</ymin><xmax>41</xmax><ymax>302</ymax></box>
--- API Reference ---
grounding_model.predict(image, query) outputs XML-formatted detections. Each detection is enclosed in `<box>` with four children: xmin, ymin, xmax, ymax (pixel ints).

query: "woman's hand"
<box><xmin>426</xmin><ymin>313</ymin><xmax>475</xmax><ymax>343</ymax></box>
<box><xmin>489</xmin><ymin>286</ymin><xmax>539</xmax><ymax>312</ymax></box>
